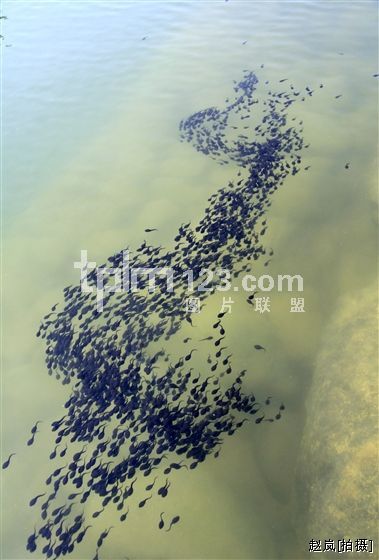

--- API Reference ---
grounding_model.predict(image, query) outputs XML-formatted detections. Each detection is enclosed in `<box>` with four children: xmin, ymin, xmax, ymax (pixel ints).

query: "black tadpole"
<box><xmin>2</xmin><ymin>453</ymin><xmax>15</xmax><ymax>470</ymax></box>
<box><xmin>30</xmin><ymin>421</ymin><xmax>42</xmax><ymax>434</ymax></box>
<box><xmin>166</xmin><ymin>515</ymin><xmax>180</xmax><ymax>532</ymax></box>
<box><xmin>145</xmin><ymin>477</ymin><xmax>157</xmax><ymax>491</ymax></box>
<box><xmin>120</xmin><ymin>507</ymin><xmax>129</xmax><ymax>523</ymax></box>
<box><xmin>96</xmin><ymin>527</ymin><xmax>113</xmax><ymax>549</ymax></box>
<box><xmin>138</xmin><ymin>495</ymin><xmax>152</xmax><ymax>508</ymax></box>
<box><xmin>29</xmin><ymin>493</ymin><xmax>45</xmax><ymax>507</ymax></box>
<box><xmin>27</xmin><ymin>434</ymin><xmax>37</xmax><ymax>446</ymax></box>
<box><xmin>92</xmin><ymin>507</ymin><xmax>104</xmax><ymax>519</ymax></box>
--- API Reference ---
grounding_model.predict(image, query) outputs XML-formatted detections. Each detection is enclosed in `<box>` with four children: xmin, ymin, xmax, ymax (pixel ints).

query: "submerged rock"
<box><xmin>295</xmin><ymin>284</ymin><xmax>378</xmax><ymax>558</ymax></box>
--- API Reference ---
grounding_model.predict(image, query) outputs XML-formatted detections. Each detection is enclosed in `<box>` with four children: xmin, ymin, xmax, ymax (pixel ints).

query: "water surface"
<box><xmin>2</xmin><ymin>1</ymin><xmax>377</xmax><ymax>559</ymax></box>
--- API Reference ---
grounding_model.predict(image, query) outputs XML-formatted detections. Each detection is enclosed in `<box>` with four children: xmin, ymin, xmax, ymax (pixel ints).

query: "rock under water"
<box><xmin>295</xmin><ymin>283</ymin><xmax>378</xmax><ymax>558</ymax></box>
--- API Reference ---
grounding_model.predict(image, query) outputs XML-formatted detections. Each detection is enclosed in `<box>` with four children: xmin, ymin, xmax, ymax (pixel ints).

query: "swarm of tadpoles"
<box><xmin>3</xmin><ymin>69</ymin><xmax>320</xmax><ymax>558</ymax></box>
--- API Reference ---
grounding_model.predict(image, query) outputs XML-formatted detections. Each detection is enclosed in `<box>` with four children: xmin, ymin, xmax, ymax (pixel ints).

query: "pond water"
<box><xmin>1</xmin><ymin>1</ymin><xmax>377</xmax><ymax>559</ymax></box>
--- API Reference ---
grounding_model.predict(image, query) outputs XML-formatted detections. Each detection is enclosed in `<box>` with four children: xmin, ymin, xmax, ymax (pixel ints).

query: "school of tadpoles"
<box><xmin>4</xmin><ymin>69</ymin><xmax>330</xmax><ymax>558</ymax></box>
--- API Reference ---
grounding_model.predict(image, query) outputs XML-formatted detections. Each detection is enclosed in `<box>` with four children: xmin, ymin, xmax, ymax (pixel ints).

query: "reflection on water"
<box><xmin>2</xmin><ymin>1</ymin><xmax>377</xmax><ymax>559</ymax></box>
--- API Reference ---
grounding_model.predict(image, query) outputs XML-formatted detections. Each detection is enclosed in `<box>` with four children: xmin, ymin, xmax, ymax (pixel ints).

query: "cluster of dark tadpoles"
<box><xmin>3</xmin><ymin>69</ymin><xmax>326</xmax><ymax>559</ymax></box>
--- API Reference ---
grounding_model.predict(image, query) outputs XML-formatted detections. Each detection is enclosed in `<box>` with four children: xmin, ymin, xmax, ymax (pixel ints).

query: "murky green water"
<box><xmin>1</xmin><ymin>1</ymin><xmax>377</xmax><ymax>559</ymax></box>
